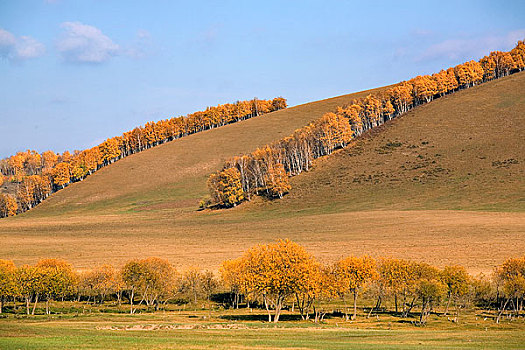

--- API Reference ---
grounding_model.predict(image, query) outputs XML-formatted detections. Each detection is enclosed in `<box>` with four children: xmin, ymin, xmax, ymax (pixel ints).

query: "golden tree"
<box><xmin>35</xmin><ymin>258</ymin><xmax>77</xmax><ymax>314</ymax></box>
<box><xmin>333</xmin><ymin>256</ymin><xmax>377</xmax><ymax>320</ymax></box>
<box><xmin>264</xmin><ymin>163</ymin><xmax>291</xmax><ymax>199</ymax></box>
<box><xmin>121</xmin><ymin>257</ymin><xmax>176</xmax><ymax>313</ymax></box>
<box><xmin>239</xmin><ymin>239</ymin><xmax>318</xmax><ymax>322</ymax></box>
<box><xmin>99</xmin><ymin>138</ymin><xmax>121</xmax><ymax>164</ymax></box>
<box><xmin>51</xmin><ymin>162</ymin><xmax>71</xmax><ymax>189</ymax></box>
<box><xmin>441</xmin><ymin>265</ymin><xmax>470</xmax><ymax>316</ymax></box>
<box><xmin>0</xmin><ymin>194</ymin><xmax>18</xmax><ymax>217</ymax></box>
<box><xmin>415</xmin><ymin>270</ymin><xmax>446</xmax><ymax>325</ymax></box>
<box><xmin>79</xmin><ymin>264</ymin><xmax>119</xmax><ymax>304</ymax></box>
<box><xmin>207</xmin><ymin>167</ymin><xmax>245</xmax><ymax>207</ymax></box>
<box><xmin>510</xmin><ymin>40</ymin><xmax>525</xmax><ymax>71</ymax></box>
<box><xmin>41</xmin><ymin>150</ymin><xmax>58</xmax><ymax>170</ymax></box>
<box><xmin>495</xmin><ymin>256</ymin><xmax>525</xmax><ymax>321</ymax></box>
<box><xmin>220</xmin><ymin>258</ymin><xmax>245</xmax><ymax>308</ymax></box>
<box><xmin>180</xmin><ymin>267</ymin><xmax>204</xmax><ymax>303</ymax></box>
<box><xmin>378</xmin><ymin>258</ymin><xmax>413</xmax><ymax>313</ymax></box>
<box><xmin>411</xmin><ymin>75</ymin><xmax>437</xmax><ymax>104</ymax></box>
<box><xmin>0</xmin><ymin>259</ymin><xmax>16</xmax><ymax>313</ymax></box>
<box><xmin>15</xmin><ymin>265</ymin><xmax>40</xmax><ymax>315</ymax></box>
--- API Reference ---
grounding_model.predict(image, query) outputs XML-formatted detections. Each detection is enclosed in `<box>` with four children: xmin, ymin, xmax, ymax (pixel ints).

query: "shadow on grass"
<box><xmin>219</xmin><ymin>314</ymin><xmax>304</xmax><ymax>322</ymax></box>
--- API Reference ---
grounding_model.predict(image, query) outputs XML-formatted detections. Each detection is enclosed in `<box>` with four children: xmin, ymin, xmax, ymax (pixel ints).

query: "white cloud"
<box><xmin>417</xmin><ymin>29</ymin><xmax>525</xmax><ymax>62</ymax></box>
<box><xmin>124</xmin><ymin>29</ymin><xmax>155</xmax><ymax>59</ymax></box>
<box><xmin>57</xmin><ymin>22</ymin><xmax>120</xmax><ymax>63</ymax></box>
<box><xmin>0</xmin><ymin>28</ymin><xmax>45</xmax><ymax>62</ymax></box>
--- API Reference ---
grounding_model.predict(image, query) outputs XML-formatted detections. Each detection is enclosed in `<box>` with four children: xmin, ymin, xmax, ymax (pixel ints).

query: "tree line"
<box><xmin>205</xmin><ymin>41</ymin><xmax>525</xmax><ymax>208</ymax></box>
<box><xmin>1</xmin><ymin>240</ymin><xmax>524</xmax><ymax>325</ymax></box>
<box><xmin>0</xmin><ymin>97</ymin><xmax>287</xmax><ymax>217</ymax></box>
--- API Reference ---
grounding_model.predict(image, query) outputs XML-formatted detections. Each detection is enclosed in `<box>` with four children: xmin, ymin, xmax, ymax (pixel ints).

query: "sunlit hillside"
<box><xmin>0</xmin><ymin>73</ymin><xmax>523</xmax><ymax>273</ymax></box>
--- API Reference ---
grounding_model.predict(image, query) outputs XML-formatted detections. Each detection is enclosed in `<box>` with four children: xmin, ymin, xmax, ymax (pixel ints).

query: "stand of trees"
<box><xmin>0</xmin><ymin>97</ymin><xmax>287</xmax><ymax>218</ymax></box>
<box><xmin>1</xmin><ymin>241</ymin><xmax>523</xmax><ymax>326</ymax></box>
<box><xmin>206</xmin><ymin>40</ymin><xmax>525</xmax><ymax>208</ymax></box>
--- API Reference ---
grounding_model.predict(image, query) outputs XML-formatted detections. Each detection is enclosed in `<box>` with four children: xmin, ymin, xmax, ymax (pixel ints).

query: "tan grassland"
<box><xmin>0</xmin><ymin>73</ymin><xmax>523</xmax><ymax>273</ymax></box>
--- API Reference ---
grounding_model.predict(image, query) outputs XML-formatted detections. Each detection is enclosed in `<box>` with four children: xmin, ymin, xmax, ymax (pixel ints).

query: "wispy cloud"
<box><xmin>57</xmin><ymin>22</ymin><xmax>120</xmax><ymax>64</ymax></box>
<box><xmin>0</xmin><ymin>28</ymin><xmax>45</xmax><ymax>62</ymax></box>
<box><xmin>124</xmin><ymin>29</ymin><xmax>155</xmax><ymax>59</ymax></box>
<box><xmin>417</xmin><ymin>29</ymin><xmax>525</xmax><ymax>62</ymax></box>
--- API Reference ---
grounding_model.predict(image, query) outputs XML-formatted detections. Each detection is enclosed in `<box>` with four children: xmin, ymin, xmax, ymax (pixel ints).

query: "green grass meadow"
<box><xmin>1</xmin><ymin>306</ymin><xmax>524</xmax><ymax>349</ymax></box>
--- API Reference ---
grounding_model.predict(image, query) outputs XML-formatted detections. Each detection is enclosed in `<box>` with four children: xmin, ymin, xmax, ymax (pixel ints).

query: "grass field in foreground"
<box><xmin>1</xmin><ymin>308</ymin><xmax>524</xmax><ymax>349</ymax></box>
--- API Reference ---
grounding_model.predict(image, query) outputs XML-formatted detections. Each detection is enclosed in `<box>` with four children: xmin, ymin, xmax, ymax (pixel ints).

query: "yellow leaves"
<box><xmin>79</xmin><ymin>264</ymin><xmax>121</xmax><ymax>298</ymax></box>
<box><xmin>0</xmin><ymin>259</ymin><xmax>17</xmax><ymax>298</ymax></box>
<box><xmin>98</xmin><ymin>137</ymin><xmax>121</xmax><ymax>163</ymax></box>
<box><xmin>41</xmin><ymin>151</ymin><xmax>58</xmax><ymax>170</ymax></box>
<box><xmin>363</xmin><ymin>94</ymin><xmax>382</xmax><ymax>124</ymax></box>
<box><xmin>382</xmin><ymin>99</ymin><xmax>395</xmax><ymax>116</ymax></box>
<box><xmin>271</xmin><ymin>97</ymin><xmax>287</xmax><ymax>111</ymax></box>
<box><xmin>387</xmin><ymin>82</ymin><xmax>413</xmax><ymax>113</ymax></box>
<box><xmin>333</xmin><ymin>256</ymin><xmax>377</xmax><ymax>295</ymax></box>
<box><xmin>51</xmin><ymin>162</ymin><xmax>71</xmax><ymax>188</ymax></box>
<box><xmin>510</xmin><ymin>40</ymin><xmax>525</xmax><ymax>70</ymax></box>
<box><xmin>410</xmin><ymin>75</ymin><xmax>438</xmax><ymax>103</ymax></box>
<box><xmin>454</xmin><ymin>60</ymin><xmax>484</xmax><ymax>87</ymax></box>
<box><xmin>496</xmin><ymin>256</ymin><xmax>525</xmax><ymax>299</ymax></box>
<box><xmin>0</xmin><ymin>193</ymin><xmax>17</xmax><ymax>217</ymax></box>
<box><xmin>239</xmin><ymin>239</ymin><xmax>317</xmax><ymax>298</ymax></box>
<box><xmin>17</xmin><ymin>175</ymin><xmax>51</xmax><ymax>209</ymax></box>
<box><xmin>264</xmin><ymin>163</ymin><xmax>291</xmax><ymax>199</ymax></box>
<box><xmin>481</xmin><ymin>51</ymin><xmax>515</xmax><ymax>79</ymax></box>
<box><xmin>442</xmin><ymin>265</ymin><xmax>470</xmax><ymax>297</ymax></box>
<box><xmin>121</xmin><ymin>257</ymin><xmax>177</xmax><ymax>300</ymax></box>
<box><xmin>207</xmin><ymin>167</ymin><xmax>245</xmax><ymax>207</ymax></box>
<box><xmin>314</xmin><ymin>112</ymin><xmax>353</xmax><ymax>154</ymax></box>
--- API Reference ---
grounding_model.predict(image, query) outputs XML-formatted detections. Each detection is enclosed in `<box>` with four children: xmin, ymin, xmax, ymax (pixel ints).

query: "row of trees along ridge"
<box><xmin>205</xmin><ymin>40</ymin><xmax>525</xmax><ymax>208</ymax></box>
<box><xmin>0</xmin><ymin>97</ymin><xmax>287</xmax><ymax>217</ymax></box>
<box><xmin>0</xmin><ymin>240</ymin><xmax>524</xmax><ymax>325</ymax></box>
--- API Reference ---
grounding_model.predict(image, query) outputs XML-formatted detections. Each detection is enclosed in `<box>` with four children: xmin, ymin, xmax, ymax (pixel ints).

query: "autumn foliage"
<box><xmin>206</xmin><ymin>40</ymin><xmax>525</xmax><ymax>208</ymax></box>
<box><xmin>0</xmin><ymin>244</ymin><xmax>523</xmax><ymax>324</ymax></box>
<box><xmin>0</xmin><ymin>97</ymin><xmax>287</xmax><ymax>218</ymax></box>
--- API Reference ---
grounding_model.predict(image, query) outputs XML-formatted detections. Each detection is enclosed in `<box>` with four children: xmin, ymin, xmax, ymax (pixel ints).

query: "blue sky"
<box><xmin>1</xmin><ymin>0</ymin><xmax>524</xmax><ymax>158</ymax></box>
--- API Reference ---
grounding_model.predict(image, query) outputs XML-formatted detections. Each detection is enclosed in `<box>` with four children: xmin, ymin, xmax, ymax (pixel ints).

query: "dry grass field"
<box><xmin>0</xmin><ymin>73</ymin><xmax>523</xmax><ymax>273</ymax></box>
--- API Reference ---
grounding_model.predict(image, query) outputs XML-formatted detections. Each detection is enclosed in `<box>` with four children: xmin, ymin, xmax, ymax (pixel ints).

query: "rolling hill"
<box><xmin>1</xmin><ymin>72</ymin><xmax>523</xmax><ymax>273</ymax></box>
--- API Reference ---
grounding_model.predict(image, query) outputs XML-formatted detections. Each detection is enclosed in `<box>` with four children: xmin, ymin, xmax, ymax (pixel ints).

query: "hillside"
<box><xmin>0</xmin><ymin>73</ymin><xmax>523</xmax><ymax>273</ymax></box>
<box><xmin>262</xmin><ymin>69</ymin><xmax>525</xmax><ymax>213</ymax></box>
<box><xmin>20</xmin><ymin>86</ymin><xmax>386</xmax><ymax>217</ymax></box>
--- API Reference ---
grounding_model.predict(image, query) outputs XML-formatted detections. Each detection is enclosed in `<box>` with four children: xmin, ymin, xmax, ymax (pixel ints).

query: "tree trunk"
<box><xmin>263</xmin><ymin>295</ymin><xmax>272</xmax><ymax>322</ymax></box>
<box><xmin>274</xmin><ymin>304</ymin><xmax>281</xmax><ymax>323</ymax></box>
<box><xmin>130</xmin><ymin>290</ymin><xmax>134</xmax><ymax>314</ymax></box>
<box><xmin>405</xmin><ymin>297</ymin><xmax>417</xmax><ymax>316</ymax></box>
<box><xmin>352</xmin><ymin>290</ymin><xmax>358</xmax><ymax>320</ymax></box>
<box><xmin>394</xmin><ymin>294</ymin><xmax>398</xmax><ymax>313</ymax></box>
<box><xmin>496</xmin><ymin>298</ymin><xmax>509</xmax><ymax>324</ymax></box>
<box><xmin>368</xmin><ymin>295</ymin><xmax>381</xmax><ymax>318</ymax></box>
<box><xmin>444</xmin><ymin>294</ymin><xmax>451</xmax><ymax>316</ymax></box>
<box><xmin>32</xmin><ymin>293</ymin><xmax>39</xmax><ymax>315</ymax></box>
<box><xmin>419</xmin><ymin>302</ymin><xmax>426</xmax><ymax>325</ymax></box>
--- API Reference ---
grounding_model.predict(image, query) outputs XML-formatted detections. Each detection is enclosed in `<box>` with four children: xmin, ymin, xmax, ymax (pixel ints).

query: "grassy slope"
<box><xmin>271</xmin><ymin>70</ymin><xmax>525</xmax><ymax>213</ymax></box>
<box><xmin>0</xmin><ymin>73</ymin><xmax>523</xmax><ymax>272</ymax></box>
<box><xmin>25</xmin><ymin>86</ymin><xmax>386</xmax><ymax>217</ymax></box>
